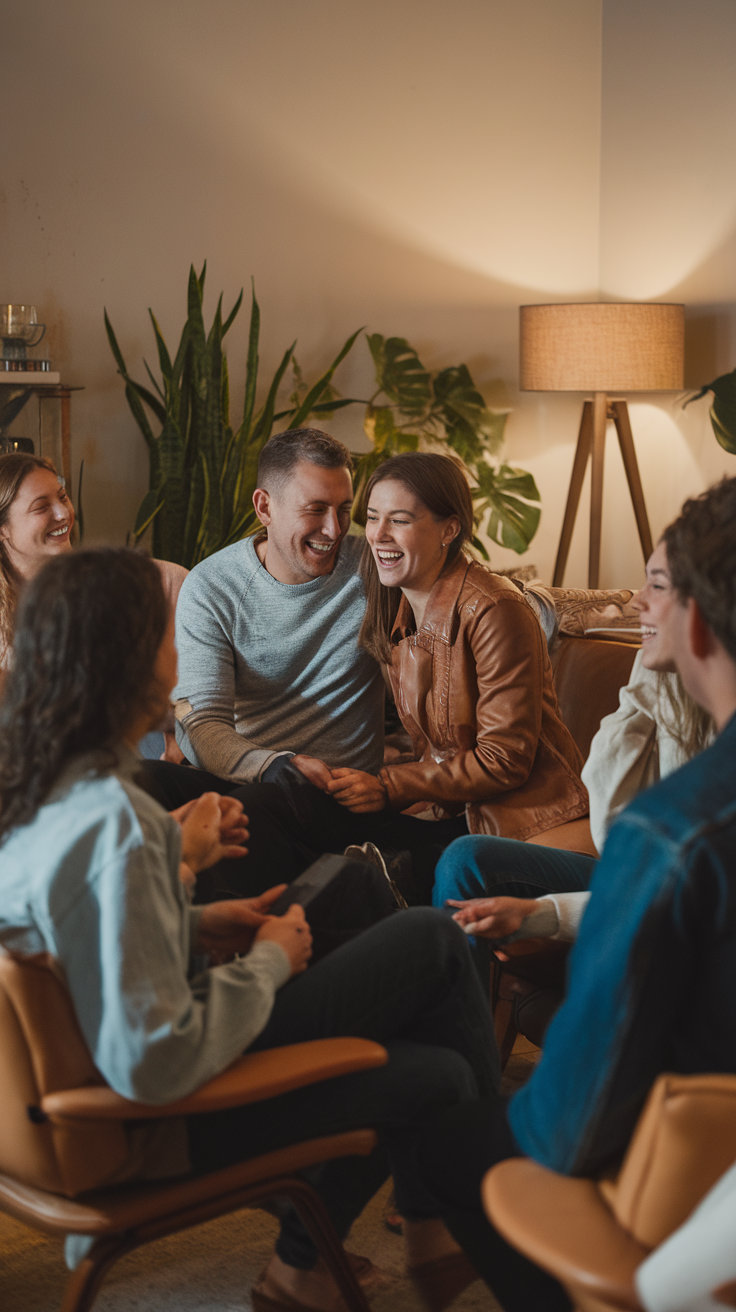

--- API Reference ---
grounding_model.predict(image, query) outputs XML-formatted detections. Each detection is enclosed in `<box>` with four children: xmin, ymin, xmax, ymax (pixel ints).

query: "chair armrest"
<box><xmin>483</xmin><ymin>1158</ymin><xmax>648</xmax><ymax>1311</ymax></box>
<box><xmin>41</xmin><ymin>1037</ymin><xmax>387</xmax><ymax>1121</ymax></box>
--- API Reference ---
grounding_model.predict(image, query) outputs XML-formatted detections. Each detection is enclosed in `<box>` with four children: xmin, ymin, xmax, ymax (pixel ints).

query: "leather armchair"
<box><xmin>0</xmin><ymin>951</ymin><xmax>387</xmax><ymax>1312</ymax></box>
<box><xmin>482</xmin><ymin>1072</ymin><xmax>736</xmax><ymax>1312</ymax></box>
<box><xmin>493</xmin><ymin>633</ymin><xmax>640</xmax><ymax>1064</ymax></box>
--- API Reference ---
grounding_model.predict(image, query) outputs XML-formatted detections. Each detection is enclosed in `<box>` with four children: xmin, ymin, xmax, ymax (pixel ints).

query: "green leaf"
<box><xmin>250</xmin><ymin>343</ymin><xmax>296</xmax><ymax>444</ymax></box>
<box><xmin>122</xmin><ymin>380</ymin><xmax>156</xmax><ymax>448</ymax></box>
<box><xmin>133</xmin><ymin>487</ymin><xmax>165</xmax><ymax>540</ymax></box>
<box><xmin>241</xmin><ymin>281</ymin><xmax>260</xmax><ymax>438</ymax></box>
<box><xmin>273</xmin><ymin>396</ymin><xmax>363</xmax><ymax>422</ymax></box>
<box><xmin>709</xmin><ymin>368</ymin><xmax>736</xmax><ymax>454</ymax></box>
<box><xmin>143</xmin><ymin>357</ymin><xmax>166</xmax><ymax>402</ymax></box>
<box><xmin>432</xmin><ymin>365</ymin><xmax>507</xmax><ymax>465</ymax></box>
<box><xmin>221</xmin><ymin>355</ymin><xmax>231</xmax><ymax>432</ymax></box>
<box><xmin>684</xmin><ymin>365</ymin><xmax>736</xmax><ymax>455</ymax></box>
<box><xmin>711</xmin><ymin>402</ymin><xmax>736</xmax><ymax>454</ymax></box>
<box><xmin>474</xmin><ymin>463</ymin><xmax>541</xmax><ymax>554</ymax></box>
<box><xmin>126</xmin><ymin>378</ymin><xmax>167</xmax><ymax>428</ymax></box>
<box><xmin>222</xmin><ymin>287</ymin><xmax>244</xmax><ymax>338</ymax></box>
<box><xmin>104</xmin><ymin>310</ymin><xmax>162</xmax><ymax>441</ymax></box>
<box><xmin>368</xmin><ymin>334</ymin><xmax>431</xmax><ymax>416</ymax></box>
<box><xmin>104</xmin><ymin>309</ymin><xmax>129</xmax><ymax>377</ymax></box>
<box><xmin>148</xmin><ymin>311</ymin><xmax>173</xmax><ymax>384</ymax></box>
<box><xmin>289</xmin><ymin>327</ymin><xmax>362</xmax><ymax>428</ymax></box>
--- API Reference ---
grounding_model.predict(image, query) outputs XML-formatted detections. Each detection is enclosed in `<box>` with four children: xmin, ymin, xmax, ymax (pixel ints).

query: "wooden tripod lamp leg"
<box><xmin>588</xmin><ymin>392</ymin><xmax>608</xmax><ymax>589</ymax></box>
<box><xmin>611</xmin><ymin>400</ymin><xmax>654</xmax><ymax>564</ymax></box>
<box><xmin>552</xmin><ymin>401</ymin><xmax>593</xmax><ymax>586</ymax></box>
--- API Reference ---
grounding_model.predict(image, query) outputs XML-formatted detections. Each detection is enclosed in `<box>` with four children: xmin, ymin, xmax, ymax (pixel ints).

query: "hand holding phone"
<box><xmin>256</xmin><ymin>903</ymin><xmax>313</xmax><ymax>974</ymax></box>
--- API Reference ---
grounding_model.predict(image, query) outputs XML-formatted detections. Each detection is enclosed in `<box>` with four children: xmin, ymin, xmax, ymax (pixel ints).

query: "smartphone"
<box><xmin>267</xmin><ymin>853</ymin><xmax>354</xmax><ymax>917</ymax></box>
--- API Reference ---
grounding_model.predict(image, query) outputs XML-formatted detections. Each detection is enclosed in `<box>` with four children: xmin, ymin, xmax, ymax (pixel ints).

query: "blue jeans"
<box><xmin>432</xmin><ymin>834</ymin><xmax>596</xmax><ymax>908</ymax></box>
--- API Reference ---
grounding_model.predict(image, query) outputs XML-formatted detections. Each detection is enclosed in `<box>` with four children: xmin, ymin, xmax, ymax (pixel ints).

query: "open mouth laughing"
<box><xmin>47</xmin><ymin>523</ymin><xmax>71</xmax><ymax>543</ymax></box>
<box><xmin>305</xmin><ymin>538</ymin><xmax>337</xmax><ymax>558</ymax></box>
<box><xmin>375</xmin><ymin>549</ymin><xmax>404</xmax><ymax>568</ymax></box>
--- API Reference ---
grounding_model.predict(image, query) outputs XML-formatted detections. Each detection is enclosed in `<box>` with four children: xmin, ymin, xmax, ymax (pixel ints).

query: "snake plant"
<box><xmin>105</xmin><ymin>264</ymin><xmax>360</xmax><ymax>567</ymax></box>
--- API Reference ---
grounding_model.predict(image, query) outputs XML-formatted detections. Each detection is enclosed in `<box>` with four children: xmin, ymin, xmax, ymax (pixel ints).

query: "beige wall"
<box><xmin>595</xmin><ymin>0</ymin><xmax>736</xmax><ymax>587</ymax></box>
<box><xmin>1</xmin><ymin>0</ymin><xmax>734</xmax><ymax>587</ymax></box>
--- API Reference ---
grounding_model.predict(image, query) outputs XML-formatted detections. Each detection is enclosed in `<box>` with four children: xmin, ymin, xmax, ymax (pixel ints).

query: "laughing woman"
<box><xmin>0</xmin><ymin>453</ymin><xmax>74</xmax><ymax>667</ymax></box>
<box><xmin>318</xmin><ymin>453</ymin><xmax>587</xmax><ymax>867</ymax></box>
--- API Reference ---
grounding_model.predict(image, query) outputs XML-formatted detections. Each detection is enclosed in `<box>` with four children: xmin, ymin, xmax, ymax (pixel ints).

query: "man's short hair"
<box><xmin>257</xmin><ymin>428</ymin><xmax>352</xmax><ymax>492</ymax></box>
<box><xmin>663</xmin><ymin>476</ymin><xmax>736</xmax><ymax>662</ymax></box>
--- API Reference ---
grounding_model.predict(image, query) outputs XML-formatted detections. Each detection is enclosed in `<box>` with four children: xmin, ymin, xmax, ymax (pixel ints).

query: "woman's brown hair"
<box><xmin>657</xmin><ymin>670</ymin><xmax>713</xmax><ymax>761</ymax></box>
<box><xmin>0</xmin><ymin>453</ymin><xmax>58</xmax><ymax>661</ymax></box>
<box><xmin>358</xmin><ymin>452</ymin><xmax>474</xmax><ymax>663</ymax></box>
<box><xmin>0</xmin><ymin>548</ymin><xmax>168</xmax><ymax>843</ymax></box>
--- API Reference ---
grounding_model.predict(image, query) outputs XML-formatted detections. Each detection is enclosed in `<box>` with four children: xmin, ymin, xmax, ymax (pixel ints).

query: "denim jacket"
<box><xmin>510</xmin><ymin>710</ymin><xmax>736</xmax><ymax>1177</ymax></box>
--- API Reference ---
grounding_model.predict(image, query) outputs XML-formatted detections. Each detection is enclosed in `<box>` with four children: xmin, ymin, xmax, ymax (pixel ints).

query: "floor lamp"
<box><xmin>520</xmin><ymin>303</ymin><xmax>685</xmax><ymax>588</ymax></box>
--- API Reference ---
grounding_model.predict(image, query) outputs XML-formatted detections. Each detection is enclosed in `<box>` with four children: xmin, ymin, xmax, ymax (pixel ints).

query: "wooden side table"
<box><xmin>0</xmin><ymin>379</ymin><xmax>82</xmax><ymax>489</ymax></box>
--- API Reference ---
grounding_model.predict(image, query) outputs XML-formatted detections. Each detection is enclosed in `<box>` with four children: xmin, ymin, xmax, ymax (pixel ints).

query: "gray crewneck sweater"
<box><xmin>173</xmin><ymin>534</ymin><xmax>384</xmax><ymax>782</ymax></box>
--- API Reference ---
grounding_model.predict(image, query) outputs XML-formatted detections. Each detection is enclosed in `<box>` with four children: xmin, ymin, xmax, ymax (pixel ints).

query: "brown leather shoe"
<box><xmin>408</xmin><ymin>1250</ymin><xmax>479</xmax><ymax>1312</ymax></box>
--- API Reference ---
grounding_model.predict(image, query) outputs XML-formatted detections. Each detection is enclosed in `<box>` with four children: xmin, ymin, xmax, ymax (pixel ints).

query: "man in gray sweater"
<box><xmin>173</xmin><ymin>428</ymin><xmax>384</xmax><ymax>784</ymax></box>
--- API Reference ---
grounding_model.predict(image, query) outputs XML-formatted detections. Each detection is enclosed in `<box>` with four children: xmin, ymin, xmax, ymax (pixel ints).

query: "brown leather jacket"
<box><xmin>378</xmin><ymin>555</ymin><xmax>588</xmax><ymax>841</ymax></box>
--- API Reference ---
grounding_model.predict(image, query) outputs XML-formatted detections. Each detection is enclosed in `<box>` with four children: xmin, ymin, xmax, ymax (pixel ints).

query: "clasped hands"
<box><xmin>170</xmin><ymin>793</ymin><xmax>312</xmax><ymax>974</ymax></box>
<box><xmin>172</xmin><ymin>792</ymin><xmax>249</xmax><ymax>878</ymax></box>
<box><xmin>291</xmin><ymin>754</ymin><xmax>387</xmax><ymax>813</ymax></box>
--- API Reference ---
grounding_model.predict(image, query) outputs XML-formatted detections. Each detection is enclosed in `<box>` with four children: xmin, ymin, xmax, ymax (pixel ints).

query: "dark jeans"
<box><xmin>418</xmin><ymin>1098</ymin><xmax>572</xmax><ymax>1312</ymax></box>
<box><xmin>187</xmin><ymin>909</ymin><xmax>500</xmax><ymax>1270</ymax></box>
<box><xmin>432</xmin><ymin>834</ymin><xmax>596</xmax><ymax>908</ymax></box>
<box><xmin>142</xmin><ymin>760</ymin><xmax>468</xmax><ymax>903</ymax></box>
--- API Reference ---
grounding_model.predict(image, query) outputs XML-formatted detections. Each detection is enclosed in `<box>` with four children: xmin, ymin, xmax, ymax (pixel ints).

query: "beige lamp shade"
<box><xmin>520</xmin><ymin>302</ymin><xmax>684</xmax><ymax>392</ymax></box>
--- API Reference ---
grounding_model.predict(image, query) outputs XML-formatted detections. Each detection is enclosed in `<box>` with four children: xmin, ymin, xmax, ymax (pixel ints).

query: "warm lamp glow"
<box><xmin>520</xmin><ymin>303</ymin><xmax>684</xmax><ymax>393</ymax></box>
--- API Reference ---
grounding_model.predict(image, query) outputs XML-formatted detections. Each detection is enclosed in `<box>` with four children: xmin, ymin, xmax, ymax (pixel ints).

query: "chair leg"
<box><xmin>59</xmin><ymin>1235</ymin><xmax>136</xmax><ymax>1312</ymax></box>
<box><xmin>278</xmin><ymin>1178</ymin><xmax>372</xmax><ymax>1312</ymax></box>
<box><xmin>57</xmin><ymin>1175</ymin><xmax>371</xmax><ymax>1312</ymax></box>
<box><xmin>493</xmin><ymin>997</ymin><xmax>518</xmax><ymax>1071</ymax></box>
<box><xmin>491</xmin><ymin>958</ymin><xmax>519</xmax><ymax>1071</ymax></box>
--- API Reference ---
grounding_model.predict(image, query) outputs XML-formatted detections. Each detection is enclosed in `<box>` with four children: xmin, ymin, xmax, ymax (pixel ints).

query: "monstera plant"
<box><xmin>685</xmin><ymin>364</ymin><xmax>736</xmax><ymax>455</ymax></box>
<box><xmin>106</xmin><ymin>265</ymin><xmax>541</xmax><ymax>566</ymax></box>
<box><xmin>345</xmin><ymin>335</ymin><xmax>540</xmax><ymax>556</ymax></box>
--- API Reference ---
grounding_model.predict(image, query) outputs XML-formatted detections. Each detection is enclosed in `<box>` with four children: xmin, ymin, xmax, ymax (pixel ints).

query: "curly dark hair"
<box><xmin>0</xmin><ymin>548</ymin><xmax>168</xmax><ymax>843</ymax></box>
<box><xmin>663</xmin><ymin>476</ymin><xmax>736</xmax><ymax>663</ymax></box>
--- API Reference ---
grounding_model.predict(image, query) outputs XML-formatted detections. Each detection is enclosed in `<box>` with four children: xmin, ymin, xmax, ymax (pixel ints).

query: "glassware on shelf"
<box><xmin>1</xmin><ymin>305</ymin><xmax>46</xmax><ymax>362</ymax></box>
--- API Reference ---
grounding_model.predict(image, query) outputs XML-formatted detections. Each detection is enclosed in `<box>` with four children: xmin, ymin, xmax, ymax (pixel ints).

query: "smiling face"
<box><xmin>634</xmin><ymin>540</ymin><xmax>687</xmax><ymax>672</ymax></box>
<box><xmin>1</xmin><ymin>468</ymin><xmax>75</xmax><ymax>580</ymax></box>
<box><xmin>254</xmin><ymin>459</ymin><xmax>354</xmax><ymax>585</ymax></box>
<box><xmin>365</xmin><ymin>479</ymin><xmax>460</xmax><ymax>595</ymax></box>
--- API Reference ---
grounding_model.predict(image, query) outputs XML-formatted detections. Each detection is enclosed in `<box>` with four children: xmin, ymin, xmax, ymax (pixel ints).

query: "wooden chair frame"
<box><xmin>0</xmin><ymin>953</ymin><xmax>388</xmax><ymax>1312</ymax></box>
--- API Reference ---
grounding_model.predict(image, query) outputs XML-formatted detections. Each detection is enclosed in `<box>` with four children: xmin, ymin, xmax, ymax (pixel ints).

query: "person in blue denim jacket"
<box><xmin>417</xmin><ymin>476</ymin><xmax>736</xmax><ymax>1312</ymax></box>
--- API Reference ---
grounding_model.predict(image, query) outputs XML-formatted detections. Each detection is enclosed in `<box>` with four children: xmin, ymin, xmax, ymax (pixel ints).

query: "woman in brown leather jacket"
<box><xmin>323</xmin><ymin>452</ymin><xmax>587</xmax><ymax>845</ymax></box>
